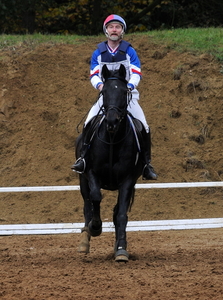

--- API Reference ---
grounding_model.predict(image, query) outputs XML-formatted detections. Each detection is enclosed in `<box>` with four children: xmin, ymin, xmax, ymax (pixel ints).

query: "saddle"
<box><xmin>127</xmin><ymin>114</ymin><xmax>144</xmax><ymax>152</ymax></box>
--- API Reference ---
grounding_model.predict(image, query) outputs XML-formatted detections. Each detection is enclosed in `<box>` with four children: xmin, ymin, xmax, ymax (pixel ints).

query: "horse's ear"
<box><xmin>102</xmin><ymin>64</ymin><xmax>110</xmax><ymax>81</ymax></box>
<box><xmin>119</xmin><ymin>64</ymin><xmax>126</xmax><ymax>79</ymax></box>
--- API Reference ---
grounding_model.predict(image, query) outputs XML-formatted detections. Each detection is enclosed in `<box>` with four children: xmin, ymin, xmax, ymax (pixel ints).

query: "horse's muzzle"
<box><xmin>106</xmin><ymin>108</ymin><xmax>120</xmax><ymax>133</ymax></box>
<box><xmin>106</xmin><ymin>123</ymin><xmax>118</xmax><ymax>134</ymax></box>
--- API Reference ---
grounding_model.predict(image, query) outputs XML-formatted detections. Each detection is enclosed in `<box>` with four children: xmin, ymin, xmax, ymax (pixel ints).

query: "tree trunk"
<box><xmin>90</xmin><ymin>0</ymin><xmax>102</xmax><ymax>35</ymax></box>
<box><xmin>21</xmin><ymin>0</ymin><xmax>36</xmax><ymax>33</ymax></box>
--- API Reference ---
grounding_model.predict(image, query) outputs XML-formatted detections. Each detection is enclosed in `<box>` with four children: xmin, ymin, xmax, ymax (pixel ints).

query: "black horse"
<box><xmin>76</xmin><ymin>64</ymin><xmax>146</xmax><ymax>262</ymax></box>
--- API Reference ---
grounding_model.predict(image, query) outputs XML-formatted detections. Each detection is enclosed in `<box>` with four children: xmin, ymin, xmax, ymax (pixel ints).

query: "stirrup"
<box><xmin>142</xmin><ymin>163</ymin><xmax>157</xmax><ymax>180</ymax></box>
<box><xmin>71</xmin><ymin>157</ymin><xmax>86</xmax><ymax>174</ymax></box>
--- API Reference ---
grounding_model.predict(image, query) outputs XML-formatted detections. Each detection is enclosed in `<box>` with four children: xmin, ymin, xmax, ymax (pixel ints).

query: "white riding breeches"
<box><xmin>84</xmin><ymin>90</ymin><xmax>150</xmax><ymax>133</ymax></box>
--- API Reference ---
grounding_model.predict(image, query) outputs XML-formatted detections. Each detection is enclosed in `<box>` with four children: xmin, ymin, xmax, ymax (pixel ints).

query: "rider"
<box><xmin>71</xmin><ymin>14</ymin><xmax>157</xmax><ymax>180</ymax></box>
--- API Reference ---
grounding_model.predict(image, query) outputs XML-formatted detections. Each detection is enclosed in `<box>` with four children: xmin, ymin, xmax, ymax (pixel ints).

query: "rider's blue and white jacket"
<box><xmin>90</xmin><ymin>40</ymin><xmax>142</xmax><ymax>91</ymax></box>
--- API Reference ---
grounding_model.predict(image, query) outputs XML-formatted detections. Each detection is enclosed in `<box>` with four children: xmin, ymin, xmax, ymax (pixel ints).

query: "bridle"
<box><xmin>96</xmin><ymin>76</ymin><xmax>132</xmax><ymax>145</ymax></box>
<box><xmin>102</xmin><ymin>75</ymin><xmax>132</xmax><ymax>117</ymax></box>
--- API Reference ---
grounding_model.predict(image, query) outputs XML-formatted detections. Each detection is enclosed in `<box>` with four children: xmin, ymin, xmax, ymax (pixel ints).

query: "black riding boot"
<box><xmin>142</xmin><ymin>131</ymin><xmax>157</xmax><ymax>180</ymax></box>
<box><xmin>71</xmin><ymin>126</ymin><xmax>90</xmax><ymax>174</ymax></box>
<box><xmin>71</xmin><ymin>149</ymin><xmax>87</xmax><ymax>173</ymax></box>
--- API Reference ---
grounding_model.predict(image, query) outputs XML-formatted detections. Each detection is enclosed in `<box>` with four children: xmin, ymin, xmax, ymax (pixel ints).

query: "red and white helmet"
<box><xmin>103</xmin><ymin>14</ymin><xmax>127</xmax><ymax>39</ymax></box>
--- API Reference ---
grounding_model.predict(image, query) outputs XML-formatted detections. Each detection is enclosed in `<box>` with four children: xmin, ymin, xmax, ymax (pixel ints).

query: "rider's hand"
<box><xmin>127</xmin><ymin>83</ymin><xmax>134</xmax><ymax>91</ymax></box>
<box><xmin>98</xmin><ymin>84</ymin><xmax>104</xmax><ymax>91</ymax></box>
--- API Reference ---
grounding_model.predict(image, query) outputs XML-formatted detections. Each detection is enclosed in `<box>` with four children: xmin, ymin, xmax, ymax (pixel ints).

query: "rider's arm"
<box><xmin>90</xmin><ymin>49</ymin><xmax>103</xmax><ymax>90</ymax></box>
<box><xmin>127</xmin><ymin>46</ymin><xmax>142</xmax><ymax>90</ymax></box>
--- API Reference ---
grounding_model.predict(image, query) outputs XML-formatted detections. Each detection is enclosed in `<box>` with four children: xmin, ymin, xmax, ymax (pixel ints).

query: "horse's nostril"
<box><xmin>107</xmin><ymin>124</ymin><xmax>114</xmax><ymax>132</ymax></box>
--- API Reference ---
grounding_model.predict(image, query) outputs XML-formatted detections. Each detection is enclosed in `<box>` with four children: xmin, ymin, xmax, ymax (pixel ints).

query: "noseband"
<box><xmin>105</xmin><ymin>105</ymin><xmax>126</xmax><ymax>120</ymax></box>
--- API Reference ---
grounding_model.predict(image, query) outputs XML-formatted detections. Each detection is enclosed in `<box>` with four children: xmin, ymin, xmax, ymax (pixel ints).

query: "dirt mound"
<box><xmin>1</xmin><ymin>35</ymin><xmax>223</xmax><ymax>300</ymax></box>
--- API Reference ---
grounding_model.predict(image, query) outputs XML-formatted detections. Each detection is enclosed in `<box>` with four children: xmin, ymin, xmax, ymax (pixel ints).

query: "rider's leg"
<box><xmin>127</xmin><ymin>96</ymin><xmax>157</xmax><ymax>180</ymax></box>
<box><xmin>71</xmin><ymin>96</ymin><xmax>103</xmax><ymax>173</ymax></box>
<box><xmin>141</xmin><ymin>129</ymin><xmax>157</xmax><ymax>180</ymax></box>
<box><xmin>71</xmin><ymin>124</ymin><xmax>90</xmax><ymax>173</ymax></box>
<box><xmin>84</xmin><ymin>95</ymin><xmax>103</xmax><ymax>126</ymax></box>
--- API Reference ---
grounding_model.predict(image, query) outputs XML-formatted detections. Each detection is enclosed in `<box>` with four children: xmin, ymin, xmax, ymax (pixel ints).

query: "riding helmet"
<box><xmin>103</xmin><ymin>14</ymin><xmax>127</xmax><ymax>33</ymax></box>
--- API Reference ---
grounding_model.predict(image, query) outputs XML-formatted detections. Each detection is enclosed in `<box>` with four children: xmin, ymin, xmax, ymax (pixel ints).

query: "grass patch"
<box><xmin>145</xmin><ymin>27</ymin><xmax>223</xmax><ymax>61</ymax></box>
<box><xmin>0</xmin><ymin>33</ymin><xmax>83</xmax><ymax>50</ymax></box>
<box><xmin>1</xmin><ymin>28</ymin><xmax>223</xmax><ymax>61</ymax></box>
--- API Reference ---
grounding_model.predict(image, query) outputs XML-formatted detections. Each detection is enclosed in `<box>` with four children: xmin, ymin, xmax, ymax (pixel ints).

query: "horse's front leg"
<box><xmin>78</xmin><ymin>175</ymin><xmax>92</xmax><ymax>253</ymax></box>
<box><xmin>88</xmin><ymin>170</ymin><xmax>102</xmax><ymax>237</ymax></box>
<box><xmin>113</xmin><ymin>183</ymin><xmax>135</xmax><ymax>262</ymax></box>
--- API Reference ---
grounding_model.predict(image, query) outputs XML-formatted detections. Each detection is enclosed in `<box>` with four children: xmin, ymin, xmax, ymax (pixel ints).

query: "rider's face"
<box><xmin>106</xmin><ymin>22</ymin><xmax>123</xmax><ymax>41</ymax></box>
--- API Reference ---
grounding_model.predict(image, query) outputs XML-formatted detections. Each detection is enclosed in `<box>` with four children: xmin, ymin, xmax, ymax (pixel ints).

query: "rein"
<box><xmin>76</xmin><ymin>92</ymin><xmax>103</xmax><ymax>133</ymax></box>
<box><xmin>96</xmin><ymin>90</ymin><xmax>132</xmax><ymax>145</ymax></box>
<box><xmin>101</xmin><ymin>77</ymin><xmax>131</xmax><ymax>186</ymax></box>
<box><xmin>96</xmin><ymin>115</ymin><xmax>132</xmax><ymax>145</ymax></box>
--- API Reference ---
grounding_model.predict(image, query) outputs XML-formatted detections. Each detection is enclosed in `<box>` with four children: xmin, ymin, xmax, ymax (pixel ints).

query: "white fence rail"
<box><xmin>1</xmin><ymin>181</ymin><xmax>223</xmax><ymax>193</ymax></box>
<box><xmin>0</xmin><ymin>182</ymin><xmax>223</xmax><ymax>235</ymax></box>
<box><xmin>1</xmin><ymin>218</ymin><xmax>223</xmax><ymax>235</ymax></box>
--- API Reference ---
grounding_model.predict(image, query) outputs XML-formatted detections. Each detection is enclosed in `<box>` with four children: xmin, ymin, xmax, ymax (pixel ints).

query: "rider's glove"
<box><xmin>127</xmin><ymin>83</ymin><xmax>134</xmax><ymax>91</ymax></box>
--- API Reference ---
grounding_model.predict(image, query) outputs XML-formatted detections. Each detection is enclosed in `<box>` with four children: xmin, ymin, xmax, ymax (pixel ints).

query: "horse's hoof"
<box><xmin>78</xmin><ymin>230</ymin><xmax>90</xmax><ymax>253</ymax></box>
<box><xmin>115</xmin><ymin>249</ymin><xmax>129</xmax><ymax>262</ymax></box>
<box><xmin>88</xmin><ymin>221</ymin><xmax>102</xmax><ymax>237</ymax></box>
<box><xmin>78</xmin><ymin>242</ymin><xmax>90</xmax><ymax>254</ymax></box>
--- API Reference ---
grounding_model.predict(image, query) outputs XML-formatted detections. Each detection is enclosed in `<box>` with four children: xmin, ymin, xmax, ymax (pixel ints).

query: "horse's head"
<box><xmin>101</xmin><ymin>64</ymin><xmax>129</xmax><ymax>134</ymax></box>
